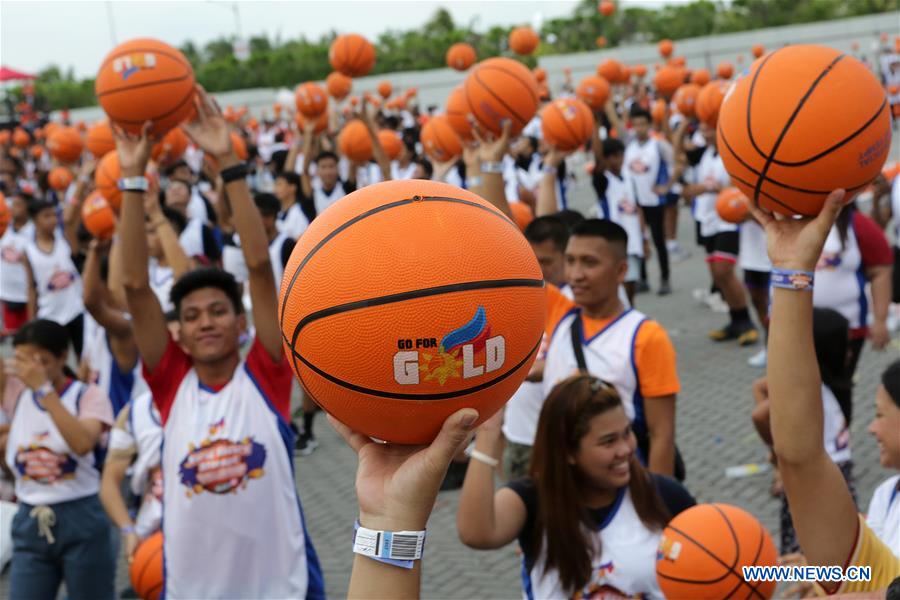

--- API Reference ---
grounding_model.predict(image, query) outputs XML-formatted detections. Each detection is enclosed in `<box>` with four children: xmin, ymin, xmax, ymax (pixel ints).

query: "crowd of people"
<box><xmin>0</xmin><ymin>29</ymin><xmax>898</xmax><ymax>600</ymax></box>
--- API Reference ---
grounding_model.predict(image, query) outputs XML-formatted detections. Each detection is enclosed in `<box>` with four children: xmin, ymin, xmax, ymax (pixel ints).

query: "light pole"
<box><xmin>208</xmin><ymin>0</ymin><xmax>242</xmax><ymax>38</ymax></box>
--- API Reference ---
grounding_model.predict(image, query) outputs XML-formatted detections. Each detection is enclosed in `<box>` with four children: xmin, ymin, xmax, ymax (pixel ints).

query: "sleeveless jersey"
<box><xmin>148</xmin><ymin>258</ymin><xmax>175</xmax><ymax>313</ymax></box>
<box><xmin>130</xmin><ymin>393</ymin><xmax>163</xmax><ymax>538</ymax></box>
<box><xmin>624</xmin><ymin>138</ymin><xmax>668</xmax><ymax>207</ymax></box>
<box><xmin>179</xmin><ymin>217</ymin><xmax>206</xmax><ymax>260</ymax></box>
<box><xmin>813</xmin><ymin>223</ymin><xmax>865</xmax><ymax>329</ymax></box>
<box><xmin>82</xmin><ymin>323</ymin><xmax>149</xmax><ymax>417</ymax></box>
<box><xmin>0</xmin><ymin>220</ymin><xmax>34</xmax><ymax>303</ymax></box>
<box><xmin>692</xmin><ymin>147</ymin><xmax>736</xmax><ymax>237</ymax></box>
<box><xmin>277</xmin><ymin>203</ymin><xmax>309</xmax><ymax>239</ymax></box>
<box><xmin>311</xmin><ymin>179</ymin><xmax>348</xmax><ymax>215</ymax></box>
<box><xmin>24</xmin><ymin>233</ymin><xmax>83</xmax><ymax>325</ymax></box>
<box><xmin>599</xmin><ymin>170</ymin><xmax>644</xmax><ymax>258</ymax></box>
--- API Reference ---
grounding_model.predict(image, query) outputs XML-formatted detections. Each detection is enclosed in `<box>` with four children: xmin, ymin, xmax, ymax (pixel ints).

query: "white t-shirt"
<box><xmin>692</xmin><ymin>147</ymin><xmax>736</xmax><ymax>238</ymax></box>
<box><xmin>624</xmin><ymin>137</ymin><xmax>670</xmax><ymax>207</ymax></box>
<box><xmin>866</xmin><ymin>475</ymin><xmax>900</xmax><ymax>559</ymax></box>
<box><xmin>24</xmin><ymin>233</ymin><xmax>84</xmax><ymax>325</ymax></box>
<box><xmin>277</xmin><ymin>203</ymin><xmax>309</xmax><ymax>239</ymax></box>
<box><xmin>739</xmin><ymin>219</ymin><xmax>772</xmax><ymax>273</ymax></box>
<box><xmin>0</xmin><ymin>221</ymin><xmax>35</xmax><ymax>303</ymax></box>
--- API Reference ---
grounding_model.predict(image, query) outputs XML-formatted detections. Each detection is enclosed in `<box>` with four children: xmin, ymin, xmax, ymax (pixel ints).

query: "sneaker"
<box><xmin>657</xmin><ymin>281</ymin><xmax>672</xmax><ymax>296</ymax></box>
<box><xmin>748</xmin><ymin>348</ymin><xmax>767</xmax><ymax>368</ymax></box>
<box><xmin>637</xmin><ymin>280</ymin><xmax>651</xmax><ymax>294</ymax></box>
<box><xmin>737</xmin><ymin>327</ymin><xmax>759</xmax><ymax>346</ymax></box>
<box><xmin>295</xmin><ymin>432</ymin><xmax>319</xmax><ymax>456</ymax></box>
<box><xmin>705</xmin><ymin>293</ymin><xmax>730</xmax><ymax>314</ymax></box>
<box><xmin>709</xmin><ymin>324</ymin><xmax>737</xmax><ymax>342</ymax></box>
<box><xmin>669</xmin><ymin>246</ymin><xmax>692</xmax><ymax>263</ymax></box>
<box><xmin>692</xmin><ymin>288</ymin><xmax>709</xmax><ymax>304</ymax></box>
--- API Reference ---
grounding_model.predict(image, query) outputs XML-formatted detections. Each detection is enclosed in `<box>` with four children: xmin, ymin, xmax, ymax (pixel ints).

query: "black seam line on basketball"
<box><xmin>752</xmin><ymin>53</ymin><xmax>847</xmax><ymax>204</ymax></box>
<box><xmin>471</xmin><ymin>69</ymin><xmax>528</xmax><ymax>128</ymax></box>
<box><xmin>95</xmin><ymin>73</ymin><xmax>193</xmax><ymax>99</ymax></box>
<box><xmin>744</xmin><ymin>48</ymin><xmax>785</xmax><ymax>163</ymax></box>
<box><xmin>481</xmin><ymin>63</ymin><xmax>539</xmax><ymax>105</ymax></box>
<box><xmin>98</xmin><ymin>46</ymin><xmax>192</xmax><ymax>72</ymax></box>
<box><xmin>729</xmin><ymin>169</ymin><xmax>872</xmax><ymax>217</ymax></box>
<box><xmin>105</xmin><ymin>85</ymin><xmax>196</xmax><ymax>124</ymax></box>
<box><xmin>715</xmin><ymin>504</ymin><xmax>742</xmax><ymax>572</ymax></box>
<box><xmin>764</xmin><ymin>99</ymin><xmax>888</xmax><ymax>166</ymax></box>
<box><xmin>745</xmin><ymin>523</ymin><xmax>769</xmax><ymax>600</ymax></box>
<box><xmin>287</xmin><ymin>278</ymin><xmax>545</xmax><ymax>345</ymax></box>
<box><xmin>662</xmin><ymin>524</ymin><xmax>747</xmax><ymax>583</ymax></box>
<box><xmin>289</xmin><ymin>334</ymin><xmax>542</xmax><ymax>401</ymax></box>
<box><xmin>348</xmin><ymin>35</ymin><xmax>366</xmax><ymax>77</ymax></box>
<box><xmin>556</xmin><ymin>104</ymin><xmax>584</xmax><ymax>149</ymax></box>
<box><xmin>278</xmin><ymin>194</ymin><xmax>520</xmax><ymax>332</ymax></box>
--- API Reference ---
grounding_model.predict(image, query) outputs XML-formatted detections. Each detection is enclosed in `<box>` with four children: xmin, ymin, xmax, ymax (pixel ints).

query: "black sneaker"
<box><xmin>295</xmin><ymin>431</ymin><xmax>319</xmax><ymax>456</ymax></box>
<box><xmin>636</xmin><ymin>280</ymin><xmax>651</xmax><ymax>294</ymax></box>
<box><xmin>657</xmin><ymin>281</ymin><xmax>672</xmax><ymax>296</ymax></box>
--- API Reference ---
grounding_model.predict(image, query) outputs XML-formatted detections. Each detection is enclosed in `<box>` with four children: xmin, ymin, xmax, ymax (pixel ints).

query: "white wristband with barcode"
<box><xmin>353</xmin><ymin>522</ymin><xmax>426</xmax><ymax>564</ymax></box>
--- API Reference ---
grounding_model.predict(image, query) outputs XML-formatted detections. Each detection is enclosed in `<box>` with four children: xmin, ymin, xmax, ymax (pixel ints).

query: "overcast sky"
<box><xmin>0</xmin><ymin>0</ymin><xmax>616</xmax><ymax>78</ymax></box>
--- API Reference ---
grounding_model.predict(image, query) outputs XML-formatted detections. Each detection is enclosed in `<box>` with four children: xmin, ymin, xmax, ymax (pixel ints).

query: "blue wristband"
<box><xmin>770</xmin><ymin>268</ymin><xmax>814</xmax><ymax>291</ymax></box>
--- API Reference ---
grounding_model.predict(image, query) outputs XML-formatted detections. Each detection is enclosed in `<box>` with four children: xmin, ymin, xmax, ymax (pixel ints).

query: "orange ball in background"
<box><xmin>653</xmin><ymin>66</ymin><xmax>686</xmax><ymax>98</ymax></box>
<box><xmin>30</xmin><ymin>146</ymin><xmax>44</xmax><ymax>159</ymax></box>
<box><xmin>446</xmin><ymin>43</ymin><xmax>477</xmax><ymax>71</ymax></box>
<box><xmin>47</xmin><ymin>127</ymin><xmax>84</xmax><ymax>163</ymax></box>
<box><xmin>651</xmin><ymin>99</ymin><xmax>667</xmax><ymax>124</ymax></box>
<box><xmin>377</xmin><ymin>81</ymin><xmax>393</xmax><ymax>100</ymax></box>
<box><xmin>716</xmin><ymin>188</ymin><xmax>750</xmax><ymax>223</ymax></box>
<box><xmin>541</xmin><ymin>97</ymin><xmax>596</xmax><ymax>151</ymax></box>
<box><xmin>130</xmin><ymin>532</ymin><xmax>164</xmax><ymax>600</ymax></box>
<box><xmin>596</xmin><ymin>36</ymin><xmax>607</xmax><ymax>48</ymax></box>
<box><xmin>599</xmin><ymin>0</ymin><xmax>615</xmax><ymax>16</ymax></box>
<box><xmin>668</xmin><ymin>56</ymin><xmax>687</xmax><ymax>67</ymax></box>
<box><xmin>717</xmin><ymin>44</ymin><xmax>891</xmax><ymax>216</ymax></box>
<box><xmin>48</xmin><ymin>167</ymin><xmax>74</xmax><ymax>191</ymax></box>
<box><xmin>691</xmin><ymin>68</ymin><xmax>711</xmax><ymax>86</ymax></box>
<box><xmin>421</xmin><ymin>115</ymin><xmax>463</xmax><ymax>162</ymax></box>
<box><xmin>673</xmin><ymin>83</ymin><xmax>702</xmax><ymax>117</ymax></box>
<box><xmin>338</xmin><ymin>119</ymin><xmax>373</xmax><ymax>163</ymax></box>
<box><xmin>12</xmin><ymin>128</ymin><xmax>30</xmax><ymax>148</ymax></box>
<box><xmin>295</xmin><ymin>82</ymin><xmax>328</xmax><ymax>118</ymax></box>
<box><xmin>95</xmin><ymin>38</ymin><xmax>196</xmax><ymax>136</ymax></box>
<box><xmin>95</xmin><ymin>151</ymin><xmax>126</xmax><ymax>211</ymax></box>
<box><xmin>576</xmin><ymin>76</ymin><xmax>611</xmax><ymax>111</ymax></box>
<box><xmin>277</xmin><ymin>179</ymin><xmax>545</xmax><ymax>444</ymax></box>
<box><xmin>510</xmin><ymin>201</ymin><xmax>534</xmax><ymax>231</ymax></box>
<box><xmin>752</xmin><ymin>43</ymin><xmax>765</xmax><ymax>58</ymax></box>
<box><xmin>377</xmin><ymin>129</ymin><xmax>402</xmax><ymax>160</ymax></box>
<box><xmin>43</xmin><ymin>122</ymin><xmax>61</xmax><ymax>139</ymax></box>
<box><xmin>445</xmin><ymin>86</ymin><xmax>474</xmax><ymax>142</ymax></box>
<box><xmin>0</xmin><ymin>130</ymin><xmax>10</xmax><ymax>145</ymax></box>
<box><xmin>325</xmin><ymin>72</ymin><xmax>352</xmax><ymax>100</ymax></box>
<box><xmin>633</xmin><ymin>64</ymin><xmax>647</xmax><ymax>78</ymax></box>
<box><xmin>296</xmin><ymin>110</ymin><xmax>329</xmax><ymax>135</ymax></box>
<box><xmin>230</xmin><ymin>132</ymin><xmax>248</xmax><ymax>160</ymax></box>
<box><xmin>597</xmin><ymin>59</ymin><xmax>623</xmax><ymax>84</ymax></box>
<box><xmin>716</xmin><ymin>61</ymin><xmax>734</xmax><ymax>80</ymax></box>
<box><xmin>695</xmin><ymin>80</ymin><xmax>729</xmax><ymax>127</ymax></box>
<box><xmin>81</xmin><ymin>191</ymin><xmax>117</xmax><ymax>239</ymax></box>
<box><xmin>509</xmin><ymin>26</ymin><xmax>540</xmax><ymax>55</ymax></box>
<box><xmin>86</xmin><ymin>121</ymin><xmax>116</xmax><ymax>159</ymax></box>
<box><xmin>151</xmin><ymin>127</ymin><xmax>188</xmax><ymax>165</ymax></box>
<box><xmin>329</xmin><ymin>34</ymin><xmax>376</xmax><ymax>77</ymax></box>
<box><xmin>533</xmin><ymin>67</ymin><xmax>547</xmax><ymax>83</ymax></box>
<box><xmin>464</xmin><ymin>57</ymin><xmax>540</xmax><ymax>137</ymax></box>
<box><xmin>658</xmin><ymin>39</ymin><xmax>674</xmax><ymax>58</ymax></box>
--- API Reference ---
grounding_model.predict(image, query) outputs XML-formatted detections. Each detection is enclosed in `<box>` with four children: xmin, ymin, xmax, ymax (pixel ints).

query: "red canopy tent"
<box><xmin>0</xmin><ymin>66</ymin><xmax>37</xmax><ymax>82</ymax></box>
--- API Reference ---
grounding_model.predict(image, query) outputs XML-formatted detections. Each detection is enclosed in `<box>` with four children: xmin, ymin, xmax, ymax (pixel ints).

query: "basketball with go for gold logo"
<box><xmin>278</xmin><ymin>180</ymin><xmax>546</xmax><ymax>444</ymax></box>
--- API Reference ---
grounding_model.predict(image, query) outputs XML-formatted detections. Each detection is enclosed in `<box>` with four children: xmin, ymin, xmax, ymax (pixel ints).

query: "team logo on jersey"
<box><xmin>656</xmin><ymin>535</ymin><xmax>682</xmax><ymax>562</ymax></box>
<box><xmin>179</xmin><ymin>437</ymin><xmax>266</xmax><ymax>496</ymax></box>
<box><xmin>14</xmin><ymin>445</ymin><xmax>77</xmax><ymax>484</ymax></box>
<box><xmin>1</xmin><ymin>246</ymin><xmax>22</xmax><ymax>263</ymax></box>
<box><xmin>816</xmin><ymin>252</ymin><xmax>842</xmax><ymax>271</ymax></box>
<box><xmin>47</xmin><ymin>269</ymin><xmax>75</xmax><ymax>291</ymax></box>
<box><xmin>617</xmin><ymin>199</ymin><xmax>638</xmax><ymax>215</ymax></box>
<box><xmin>393</xmin><ymin>306</ymin><xmax>506</xmax><ymax>386</ymax></box>
<box><xmin>113</xmin><ymin>53</ymin><xmax>157</xmax><ymax>80</ymax></box>
<box><xmin>575</xmin><ymin>563</ymin><xmax>644</xmax><ymax>600</ymax></box>
<box><xmin>208</xmin><ymin>417</ymin><xmax>225</xmax><ymax>436</ymax></box>
<box><xmin>628</xmin><ymin>159</ymin><xmax>649</xmax><ymax>174</ymax></box>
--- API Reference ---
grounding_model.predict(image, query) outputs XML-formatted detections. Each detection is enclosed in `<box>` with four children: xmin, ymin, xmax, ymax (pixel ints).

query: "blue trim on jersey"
<box><xmin>888</xmin><ymin>480</ymin><xmax>900</xmax><ymax>518</ymax></box>
<box><xmin>549</xmin><ymin>306</ymin><xmax>580</xmax><ymax>348</ymax></box>
<box><xmin>654</xmin><ymin>146</ymin><xmax>669</xmax><ymax>205</ymax></box>
<box><xmin>559</xmin><ymin>178</ymin><xmax>568</xmax><ymax>211</ymax></box>
<box><xmin>855</xmin><ymin>266</ymin><xmax>868</xmax><ymax>329</ymax></box>
<box><xmin>598</xmin><ymin>188</ymin><xmax>611</xmax><ymax>221</ymax></box>
<box><xmin>582</xmin><ymin>308</ymin><xmax>634</xmax><ymax>345</ymax></box>
<box><xmin>159</xmin><ymin>435</ymin><xmax>168</xmax><ymax>600</ymax></box>
<box><xmin>521</xmin><ymin>556</ymin><xmax>535</xmax><ymax>600</ymax></box>
<box><xmin>107</xmin><ymin>337</ymin><xmax>136</xmax><ymax>417</ymax></box>
<box><xmin>630</xmin><ymin>319</ymin><xmax>649</xmax><ymax>464</ymax></box>
<box><xmin>243</xmin><ymin>364</ymin><xmax>326</xmax><ymax>599</ymax></box>
<box><xmin>598</xmin><ymin>486</ymin><xmax>627</xmax><ymax>529</ymax></box>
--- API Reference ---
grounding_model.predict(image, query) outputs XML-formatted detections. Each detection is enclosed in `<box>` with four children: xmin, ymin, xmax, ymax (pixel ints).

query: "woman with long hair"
<box><xmin>457</xmin><ymin>374</ymin><xmax>695</xmax><ymax>599</ymax></box>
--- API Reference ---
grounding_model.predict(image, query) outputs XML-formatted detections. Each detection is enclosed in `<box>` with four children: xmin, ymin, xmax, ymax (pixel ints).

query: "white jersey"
<box><xmin>24</xmin><ymin>233</ymin><xmax>83</xmax><ymax>325</ymax></box>
<box><xmin>277</xmin><ymin>203</ymin><xmax>309</xmax><ymax>239</ymax></box>
<box><xmin>0</xmin><ymin>221</ymin><xmax>34</xmax><ymax>303</ymax></box>
<box><xmin>187</xmin><ymin>189</ymin><xmax>210</xmax><ymax>224</ymax></box>
<box><xmin>524</xmin><ymin>487</ymin><xmax>664</xmax><ymax>599</ymax></box>
<box><xmin>5</xmin><ymin>381</ymin><xmax>103</xmax><ymax>505</ymax></box>
<box><xmin>82</xmin><ymin>322</ymin><xmax>149</xmax><ymax>416</ymax></box>
<box><xmin>439</xmin><ymin>165</ymin><xmax>465</xmax><ymax>189</ymax></box>
<box><xmin>390</xmin><ymin>160</ymin><xmax>418</xmax><ymax>181</ymax></box>
<box><xmin>543</xmin><ymin>309</ymin><xmax>647</xmax><ymax>435</ymax></box>
<box><xmin>891</xmin><ymin>175</ymin><xmax>900</xmax><ymax>246</ymax></box>
<box><xmin>813</xmin><ymin>223</ymin><xmax>865</xmax><ymax>330</ymax></box>
<box><xmin>224</xmin><ymin>232</ymin><xmax>292</xmax><ymax>289</ymax></box>
<box><xmin>311</xmin><ymin>179</ymin><xmax>349</xmax><ymax>215</ymax></box>
<box><xmin>822</xmin><ymin>384</ymin><xmax>851</xmax><ymax>464</ymax></box>
<box><xmin>739</xmin><ymin>219</ymin><xmax>772</xmax><ymax>273</ymax></box>
<box><xmin>692</xmin><ymin>147</ymin><xmax>736</xmax><ymax>237</ymax></box>
<box><xmin>624</xmin><ymin>137</ymin><xmax>668</xmax><ymax>207</ymax></box>
<box><xmin>599</xmin><ymin>170</ymin><xmax>644</xmax><ymax>258</ymax></box>
<box><xmin>159</xmin><ymin>355</ymin><xmax>321</xmax><ymax>598</ymax></box>
<box><xmin>179</xmin><ymin>217</ymin><xmax>206</xmax><ymax>260</ymax></box>
<box><xmin>148</xmin><ymin>258</ymin><xmax>175</xmax><ymax>313</ymax></box>
<box><xmin>866</xmin><ymin>475</ymin><xmax>900</xmax><ymax>559</ymax></box>
<box><xmin>502</xmin><ymin>381</ymin><xmax>544</xmax><ymax>446</ymax></box>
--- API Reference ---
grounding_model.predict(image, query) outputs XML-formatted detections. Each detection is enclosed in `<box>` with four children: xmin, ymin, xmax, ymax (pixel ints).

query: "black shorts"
<box><xmin>705</xmin><ymin>231</ymin><xmax>739</xmax><ymax>263</ymax></box>
<box><xmin>744</xmin><ymin>269</ymin><xmax>771</xmax><ymax>289</ymax></box>
<box><xmin>893</xmin><ymin>246</ymin><xmax>900</xmax><ymax>303</ymax></box>
<box><xmin>695</xmin><ymin>221</ymin><xmax>711</xmax><ymax>251</ymax></box>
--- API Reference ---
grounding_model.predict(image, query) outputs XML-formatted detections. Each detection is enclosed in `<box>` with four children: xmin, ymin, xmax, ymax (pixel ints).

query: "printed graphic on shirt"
<box><xmin>47</xmin><ymin>269</ymin><xmax>75</xmax><ymax>291</ymax></box>
<box><xmin>14</xmin><ymin>438</ymin><xmax>78</xmax><ymax>484</ymax></box>
<box><xmin>817</xmin><ymin>252</ymin><xmax>842</xmax><ymax>270</ymax></box>
<box><xmin>393</xmin><ymin>306</ymin><xmax>506</xmax><ymax>386</ymax></box>
<box><xmin>1</xmin><ymin>246</ymin><xmax>23</xmax><ymax>262</ymax></box>
<box><xmin>178</xmin><ymin>420</ymin><xmax>267</xmax><ymax>496</ymax></box>
<box><xmin>573</xmin><ymin>562</ymin><xmax>646</xmax><ymax>600</ymax></box>
<box><xmin>628</xmin><ymin>159</ymin><xmax>650</xmax><ymax>174</ymax></box>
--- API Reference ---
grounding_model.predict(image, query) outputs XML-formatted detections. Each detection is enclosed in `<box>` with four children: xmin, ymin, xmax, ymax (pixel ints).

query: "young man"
<box><xmin>117</xmin><ymin>89</ymin><xmax>323</xmax><ymax>599</ymax></box>
<box><xmin>0</xmin><ymin>191</ymin><xmax>34</xmax><ymax>336</ymax></box>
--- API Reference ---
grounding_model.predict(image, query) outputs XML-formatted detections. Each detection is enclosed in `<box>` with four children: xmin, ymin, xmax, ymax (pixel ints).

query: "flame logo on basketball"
<box><xmin>179</xmin><ymin>437</ymin><xmax>266</xmax><ymax>496</ymax></box>
<box><xmin>657</xmin><ymin>535</ymin><xmax>682</xmax><ymax>562</ymax></box>
<box><xmin>113</xmin><ymin>53</ymin><xmax>157</xmax><ymax>81</ymax></box>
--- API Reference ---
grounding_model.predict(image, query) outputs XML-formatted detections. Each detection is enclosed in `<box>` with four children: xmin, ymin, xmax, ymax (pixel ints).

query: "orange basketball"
<box><xmin>81</xmin><ymin>191</ymin><xmax>117</xmax><ymax>239</ymax></box>
<box><xmin>596</xmin><ymin>36</ymin><xmax>607</xmax><ymax>48</ymax></box>
<box><xmin>130</xmin><ymin>532</ymin><xmax>164</xmax><ymax>600</ymax></box>
<box><xmin>651</xmin><ymin>99</ymin><xmax>667</xmax><ymax>124</ymax></box>
<box><xmin>348</xmin><ymin>96</ymin><xmax>359</xmax><ymax>107</ymax></box>
<box><xmin>620</xmin><ymin>66</ymin><xmax>632</xmax><ymax>83</ymax></box>
<box><xmin>668</xmin><ymin>56</ymin><xmax>687</xmax><ymax>67</ymax></box>
<box><xmin>86</xmin><ymin>121</ymin><xmax>115</xmax><ymax>159</ymax></box>
<box><xmin>889</xmin><ymin>84</ymin><xmax>899</xmax><ymax>96</ymax></box>
<box><xmin>295</xmin><ymin>82</ymin><xmax>328</xmax><ymax>118</ymax></box>
<box><xmin>47</xmin><ymin>127</ymin><xmax>84</xmax><ymax>163</ymax></box>
<box><xmin>576</xmin><ymin>76</ymin><xmax>611</xmax><ymax>111</ymax></box>
<box><xmin>752</xmin><ymin>43</ymin><xmax>765</xmax><ymax>58</ymax></box>
<box><xmin>421</xmin><ymin>115</ymin><xmax>463</xmax><ymax>162</ymax></box>
<box><xmin>296</xmin><ymin>110</ymin><xmax>329</xmax><ymax>135</ymax></box>
<box><xmin>509</xmin><ymin>27</ymin><xmax>540</xmax><ymax>55</ymax></box>
<box><xmin>533</xmin><ymin>67</ymin><xmax>547</xmax><ymax>83</ymax></box>
<box><xmin>464</xmin><ymin>57</ymin><xmax>540</xmax><ymax>137</ymax></box>
<box><xmin>716</xmin><ymin>61</ymin><xmax>734</xmax><ymax>80</ymax></box>
<box><xmin>597</xmin><ymin>59</ymin><xmax>623</xmax><ymax>84</ymax></box>
<box><xmin>0</xmin><ymin>192</ymin><xmax>8</xmax><ymax>238</ymax></box>
<box><xmin>30</xmin><ymin>146</ymin><xmax>44</xmax><ymax>159</ymax></box>
<box><xmin>378</xmin><ymin>130</ymin><xmax>402</xmax><ymax>160</ymax></box>
<box><xmin>12</xmin><ymin>128</ymin><xmax>29</xmax><ymax>148</ymax></box>
<box><xmin>326</xmin><ymin>72</ymin><xmax>352</xmax><ymax>100</ymax></box>
<box><xmin>447</xmin><ymin>43</ymin><xmax>477</xmax><ymax>71</ymax></box>
<box><xmin>882</xmin><ymin>160</ymin><xmax>900</xmax><ymax>181</ymax></box>
<box><xmin>329</xmin><ymin>34</ymin><xmax>376</xmax><ymax>77</ymax></box>
<box><xmin>541</xmin><ymin>98</ymin><xmax>595</xmax><ymax>152</ymax></box>
<box><xmin>151</xmin><ymin>127</ymin><xmax>188</xmax><ymax>164</ymax></box>
<box><xmin>338</xmin><ymin>120</ymin><xmax>373</xmax><ymax>163</ymax></box>
<box><xmin>43</xmin><ymin>122</ymin><xmax>61</xmax><ymax>139</ymax></box>
<box><xmin>48</xmin><ymin>167</ymin><xmax>74</xmax><ymax>191</ymax></box>
<box><xmin>510</xmin><ymin>201</ymin><xmax>534</xmax><ymax>231</ymax></box>
<box><xmin>95</xmin><ymin>38</ymin><xmax>196</xmax><ymax>136</ymax></box>
<box><xmin>0</xmin><ymin>131</ymin><xmax>9</xmax><ymax>145</ymax></box>
<box><xmin>717</xmin><ymin>45</ymin><xmax>892</xmax><ymax>216</ymax></box>
<box><xmin>377</xmin><ymin>81</ymin><xmax>393</xmax><ymax>100</ymax></box>
<box><xmin>599</xmin><ymin>0</ymin><xmax>615</xmax><ymax>16</ymax></box>
<box><xmin>633</xmin><ymin>64</ymin><xmax>647</xmax><ymax>78</ymax></box>
<box><xmin>673</xmin><ymin>83</ymin><xmax>702</xmax><ymax>117</ymax></box>
<box><xmin>653</xmin><ymin>66</ymin><xmax>685</xmax><ymax>98</ymax></box>
<box><xmin>691</xmin><ymin>68</ymin><xmax>711</xmax><ymax>86</ymax></box>
<box><xmin>278</xmin><ymin>179</ymin><xmax>545</xmax><ymax>444</ymax></box>
<box><xmin>658</xmin><ymin>39</ymin><xmax>674</xmax><ymax>58</ymax></box>
<box><xmin>656</xmin><ymin>504</ymin><xmax>777</xmax><ymax>600</ymax></box>
<box><xmin>696</xmin><ymin>80</ymin><xmax>729</xmax><ymax>127</ymax></box>
<box><xmin>716</xmin><ymin>188</ymin><xmax>750</xmax><ymax>223</ymax></box>
<box><xmin>95</xmin><ymin>151</ymin><xmax>123</xmax><ymax>211</ymax></box>
<box><xmin>446</xmin><ymin>85</ymin><xmax>474</xmax><ymax>141</ymax></box>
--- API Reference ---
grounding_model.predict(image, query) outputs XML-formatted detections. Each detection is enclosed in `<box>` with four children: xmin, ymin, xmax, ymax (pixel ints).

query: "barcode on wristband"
<box><xmin>382</xmin><ymin>532</ymin><xmax>423</xmax><ymax>560</ymax></box>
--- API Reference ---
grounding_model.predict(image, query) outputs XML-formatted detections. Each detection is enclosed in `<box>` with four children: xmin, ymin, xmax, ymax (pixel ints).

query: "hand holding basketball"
<box><xmin>125</xmin><ymin>531</ymin><xmax>140</xmax><ymax>563</ymax></box>
<box><xmin>543</xmin><ymin>145</ymin><xmax>572</xmax><ymax>168</ymax></box>
<box><xmin>329</xmin><ymin>408</ymin><xmax>478</xmax><ymax>531</ymax></box>
<box><xmin>472</xmin><ymin>118</ymin><xmax>512</xmax><ymax>162</ymax></box>
<box><xmin>749</xmin><ymin>188</ymin><xmax>845</xmax><ymax>271</ymax></box>
<box><xmin>112</xmin><ymin>121</ymin><xmax>154</xmax><ymax>178</ymax></box>
<box><xmin>182</xmin><ymin>86</ymin><xmax>234</xmax><ymax>162</ymax></box>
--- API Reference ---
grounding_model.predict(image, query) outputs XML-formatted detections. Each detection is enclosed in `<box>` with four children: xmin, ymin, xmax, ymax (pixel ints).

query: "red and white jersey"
<box><xmin>0</xmin><ymin>220</ymin><xmax>34</xmax><ymax>303</ymax></box>
<box><xmin>145</xmin><ymin>338</ymin><xmax>323</xmax><ymax>599</ymax></box>
<box><xmin>24</xmin><ymin>233</ymin><xmax>84</xmax><ymax>325</ymax></box>
<box><xmin>5</xmin><ymin>380</ymin><xmax>113</xmax><ymax>505</ymax></box>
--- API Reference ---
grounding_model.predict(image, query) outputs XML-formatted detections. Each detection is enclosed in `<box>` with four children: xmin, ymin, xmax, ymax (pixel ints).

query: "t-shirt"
<box><xmin>1</xmin><ymin>377</ymin><xmax>113</xmax><ymax>426</ymax></box>
<box><xmin>866</xmin><ymin>475</ymin><xmax>900</xmax><ymax>559</ymax></box>
<box><xmin>828</xmin><ymin>515</ymin><xmax>900</xmax><ymax>594</ymax></box>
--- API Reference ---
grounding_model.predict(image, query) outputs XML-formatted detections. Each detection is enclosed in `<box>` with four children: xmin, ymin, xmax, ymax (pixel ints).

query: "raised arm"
<box><xmin>536</xmin><ymin>146</ymin><xmax>571</xmax><ymax>217</ymax></box>
<box><xmin>472</xmin><ymin>120</ymin><xmax>513</xmax><ymax>219</ymax></box>
<box><xmin>145</xmin><ymin>191</ymin><xmax>193</xmax><ymax>279</ymax></box>
<box><xmin>116</xmin><ymin>123</ymin><xmax>169</xmax><ymax>372</ymax></box>
<box><xmin>183</xmin><ymin>87</ymin><xmax>282</xmax><ymax>361</ymax></box>
<box><xmin>604</xmin><ymin>98</ymin><xmax>625</xmax><ymax>138</ymax></box>
<box><xmin>752</xmin><ymin>191</ymin><xmax>859</xmax><ymax>582</ymax></box>
<box><xmin>591</xmin><ymin>109</ymin><xmax>607</xmax><ymax>173</ymax></box>
<box><xmin>62</xmin><ymin>159</ymin><xmax>95</xmax><ymax>250</ymax></box>
<box><xmin>300</xmin><ymin>120</ymin><xmax>316</xmax><ymax>200</ymax></box>
<box><xmin>360</xmin><ymin>101</ymin><xmax>391</xmax><ymax>182</ymax></box>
